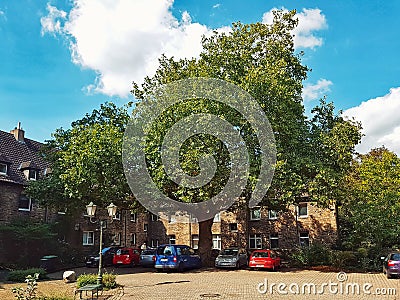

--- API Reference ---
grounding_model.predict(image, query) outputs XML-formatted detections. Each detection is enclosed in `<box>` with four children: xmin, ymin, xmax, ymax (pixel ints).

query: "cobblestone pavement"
<box><xmin>115</xmin><ymin>268</ymin><xmax>400</xmax><ymax>300</ymax></box>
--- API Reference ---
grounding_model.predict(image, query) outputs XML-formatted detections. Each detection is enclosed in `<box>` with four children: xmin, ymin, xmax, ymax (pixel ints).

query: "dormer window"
<box><xmin>28</xmin><ymin>169</ymin><xmax>38</xmax><ymax>180</ymax></box>
<box><xmin>0</xmin><ymin>163</ymin><xmax>7</xmax><ymax>175</ymax></box>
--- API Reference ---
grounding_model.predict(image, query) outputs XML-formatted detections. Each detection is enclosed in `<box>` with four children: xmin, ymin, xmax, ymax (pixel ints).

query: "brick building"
<box><xmin>1</xmin><ymin>124</ymin><xmax>337</xmax><ymax>257</ymax></box>
<box><xmin>0</xmin><ymin>123</ymin><xmax>52</xmax><ymax>224</ymax></box>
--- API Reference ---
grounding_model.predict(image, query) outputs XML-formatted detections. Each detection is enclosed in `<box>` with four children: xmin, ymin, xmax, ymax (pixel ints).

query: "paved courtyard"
<box><xmin>111</xmin><ymin>267</ymin><xmax>400</xmax><ymax>300</ymax></box>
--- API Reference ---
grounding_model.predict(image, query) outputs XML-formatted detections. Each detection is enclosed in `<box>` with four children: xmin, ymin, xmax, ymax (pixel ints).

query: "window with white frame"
<box><xmin>212</xmin><ymin>234</ymin><xmax>221</xmax><ymax>250</ymax></box>
<box><xmin>83</xmin><ymin>231</ymin><xmax>94</xmax><ymax>245</ymax></box>
<box><xmin>130</xmin><ymin>212</ymin><xmax>137</xmax><ymax>222</ymax></box>
<box><xmin>269</xmin><ymin>233</ymin><xmax>279</xmax><ymax>249</ymax></box>
<box><xmin>131</xmin><ymin>233</ymin><xmax>136</xmax><ymax>245</ymax></box>
<box><xmin>298</xmin><ymin>203</ymin><xmax>308</xmax><ymax>218</ymax></box>
<box><xmin>151</xmin><ymin>239</ymin><xmax>159</xmax><ymax>248</ymax></box>
<box><xmin>191</xmin><ymin>234</ymin><xmax>199</xmax><ymax>249</ymax></box>
<box><xmin>299</xmin><ymin>232</ymin><xmax>310</xmax><ymax>247</ymax></box>
<box><xmin>169</xmin><ymin>235</ymin><xmax>176</xmax><ymax>244</ymax></box>
<box><xmin>213</xmin><ymin>213</ymin><xmax>221</xmax><ymax>222</ymax></box>
<box><xmin>18</xmin><ymin>194</ymin><xmax>32</xmax><ymax>211</ymax></box>
<box><xmin>0</xmin><ymin>163</ymin><xmax>7</xmax><ymax>175</ymax></box>
<box><xmin>113</xmin><ymin>210</ymin><xmax>121</xmax><ymax>220</ymax></box>
<box><xmin>113</xmin><ymin>233</ymin><xmax>121</xmax><ymax>245</ymax></box>
<box><xmin>151</xmin><ymin>213</ymin><xmax>159</xmax><ymax>221</ymax></box>
<box><xmin>229</xmin><ymin>223</ymin><xmax>238</xmax><ymax>231</ymax></box>
<box><xmin>249</xmin><ymin>234</ymin><xmax>262</xmax><ymax>249</ymax></box>
<box><xmin>28</xmin><ymin>169</ymin><xmax>38</xmax><ymax>180</ymax></box>
<box><xmin>268</xmin><ymin>210</ymin><xmax>278</xmax><ymax>220</ymax></box>
<box><xmin>250</xmin><ymin>207</ymin><xmax>261</xmax><ymax>220</ymax></box>
<box><xmin>143</xmin><ymin>223</ymin><xmax>148</xmax><ymax>232</ymax></box>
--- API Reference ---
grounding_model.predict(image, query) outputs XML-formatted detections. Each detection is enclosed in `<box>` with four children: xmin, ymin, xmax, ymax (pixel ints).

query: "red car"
<box><xmin>113</xmin><ymin>248</ymin><xmax>141</xmax><ymax>266</ymax></box>
<box><xmin>249</xmin><ymin>249</ymin><xmax>281</xmax><ymax>271</ymax></box>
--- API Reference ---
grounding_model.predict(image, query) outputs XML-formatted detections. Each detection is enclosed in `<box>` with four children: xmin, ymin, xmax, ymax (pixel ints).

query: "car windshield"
<box><xmin>117</xmin><ymin>249</ymin><xmax>130</xmax><ymax>255</ymax></box>
<box><xmin>390</xmin><ymin>253</ymin><xmax>400</xmax><ymax>261</ymax></box>
<box><xmin>142</xmin><ymin>250</ymin><xmax>155</xmax><ymax>255</ymax></box>
<box><xmin>252</xmin><ymin>252</ymin><xmax>269</xmax><ymax>258</ymax></box>
<box><xmin>221</xmin><ymin>249</ymin><xmax>238</xmax><ymax>256</ymax></box>
<box><xmin>157</xmin><ymin>246</ymin><xmax>174</xmax><ymax>255</ymax></box>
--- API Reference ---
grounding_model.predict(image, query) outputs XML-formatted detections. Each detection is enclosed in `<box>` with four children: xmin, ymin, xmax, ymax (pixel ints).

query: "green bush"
<box><xmin>76</xmin><ymin>273</ymin><xmax>117</xmax><ymax>290</ymax></box>
<box><xmin>330</xmin><ymin>250</ymin><xmax>357</xmax><ymax>269</ymax></box>
<box><xmin>290</xmin><ymin>243</ymin><xmax>331</xmax><ymax>267</ymax></box>
<box><xmin>7</xmin><ymin>268</ymin><xmax>47</xmax><ymax>282</ymax></box>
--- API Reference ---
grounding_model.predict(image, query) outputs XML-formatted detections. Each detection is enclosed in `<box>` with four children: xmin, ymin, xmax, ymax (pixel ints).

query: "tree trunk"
<box><xmin>198</xmin><ymin>218</ymin><xmax>214</xmax><ymax>267</ymax></box>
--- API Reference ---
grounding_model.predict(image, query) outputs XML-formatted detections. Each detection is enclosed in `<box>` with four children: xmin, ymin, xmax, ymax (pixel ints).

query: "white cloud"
<box><xmin>41</xmin><ymin>0</ymin><xmax>215</xmax><ymax>97</ymax></box>
<box><xmin>262</xmin><ymin>7</ymin><xmax>327</xmax><ymax>49</ymax></box>
<box><xmin>343</xmin><ymin>87</ymin><xmax>400</xmax><ymax>155</ymax></box>
<box><xmin>213</xmin><ymin>4</ymin><xmax>221</xmax><ymax>9</ymax></box>
<box><xmin>40</xmin><ymin>4</ymin><xmax>67</xmax><ymax>36</ymax></box>
<box><xmin>302</xmin><ymin>79</ymin><xmax>333</xmax><ymax>101</ymax></box>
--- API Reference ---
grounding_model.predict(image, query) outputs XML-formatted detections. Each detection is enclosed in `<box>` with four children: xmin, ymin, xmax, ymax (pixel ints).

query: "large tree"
<box><xmin>130</xmin><ymin>10</ymin><xmax>361</xmax><ymax>265</ymax></box>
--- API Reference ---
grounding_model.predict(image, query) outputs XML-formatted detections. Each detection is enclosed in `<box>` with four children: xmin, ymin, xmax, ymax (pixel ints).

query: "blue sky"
<box><xmin>1</xmin><ymin>0</ymin><xmax>400</xmax><ymax>154</ymax></box>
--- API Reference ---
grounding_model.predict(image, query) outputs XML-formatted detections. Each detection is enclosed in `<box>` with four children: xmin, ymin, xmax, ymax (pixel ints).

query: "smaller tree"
<box><xmin>340</xmin><ymin>147</ymin><xmax>400</xmax><ymax>249</ymax></box>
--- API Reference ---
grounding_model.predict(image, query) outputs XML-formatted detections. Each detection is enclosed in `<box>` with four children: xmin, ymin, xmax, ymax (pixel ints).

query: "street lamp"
<box><xmin>86</xmin><ymin>201</ymin><xmax>118</xmax><ymax>286</ymax></box>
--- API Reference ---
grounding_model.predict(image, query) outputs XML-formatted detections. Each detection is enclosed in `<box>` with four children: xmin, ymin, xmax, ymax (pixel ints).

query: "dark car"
<box><xmin>85</xmin><ymin>246</ymin><xmax>120</xmax><ymax>267</ymax></box>
<box><xmin>139</xmin><ymin>248</ymin><xmax>156</xmax><ymax>267</ymax></box>
<box><xmin>248</xmin><ymin>249</ymin><xmax>281</xmax><ymax>271</ymax></box>
<box><xmin>215</xmin><ymin>247</ymin><xmax>248</xmax><ymax>269</ymax></box>
<box><xmin>382</xmin><ymin>252</ymin><xmax>400</xmax><ymax>278</ymax></box>
<box><xmin>113</xmin><ymin>248</ymin><xmax>141</xmax><ymax>267</ymax></box>
<box><xmin>155</xmin><ymin>244</ymin><xmax>201</xmax><ymax>272</ymax></box>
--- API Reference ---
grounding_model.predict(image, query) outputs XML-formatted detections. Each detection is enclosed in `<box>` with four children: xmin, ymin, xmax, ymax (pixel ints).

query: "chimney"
<box><xmin>10</xmin><ymin>122</ymin><xmax>25</xmax><ymax>143</ymax></box>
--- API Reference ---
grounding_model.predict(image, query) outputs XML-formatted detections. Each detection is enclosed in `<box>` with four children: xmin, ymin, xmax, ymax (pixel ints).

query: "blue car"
<box><xmin>155</xmin><ymin>244</ymin><xmax>201</xmax><ymax>272</ymax></box>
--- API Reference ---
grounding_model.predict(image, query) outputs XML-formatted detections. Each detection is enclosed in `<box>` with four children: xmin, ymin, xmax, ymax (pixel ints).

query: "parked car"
<box><xmin>85</xmin><ymin>246</ymin><xmax>120</xmax><ymax>268</ymax></box>
<box><xmin>155</xmin><ymin>244</ymin><xmax>201</xmax><ymax>272</ymax></box>
<box><xmin>113</xmin><ymin>248</ymin><xmax>141</xmax><ymax>267</ymax></box>
<box><xmin>248</xmin><ymin>249</ymin><xmax>281</xmax><ymax>271</ymax></box>
<box><xmin>382</xmin><ymin>252</ymin><xmax>400</xmax><ymax>278</ymax></box>
<box><xmin>215</xmin><ymin>247</ymin><xmax>248</xmax><ymax>269</ymax></box>
<box><xmin>139</xmin><ymin>248</ymin><xmax>156</xmax><ymax>267</ymax></box>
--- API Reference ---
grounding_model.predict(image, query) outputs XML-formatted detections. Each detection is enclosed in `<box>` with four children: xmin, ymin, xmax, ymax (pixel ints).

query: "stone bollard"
<box><xmin>63</xmin><ymin>270</ymin><xmax>77</xmax><ymax>283</ymax></box>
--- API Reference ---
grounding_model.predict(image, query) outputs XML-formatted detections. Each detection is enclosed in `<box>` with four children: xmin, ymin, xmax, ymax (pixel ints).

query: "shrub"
<box><xmin>76</xmin><ymin>272</ymin><xmax>117</xmax><ymax>290</ymax></box>
<box><xmin>7</xmin><ymin>268</ymin><xmax>47</xmax><ymax>283</ymax></box>
<box><xmin>330</xmin><ymin>250</ymin><xmax>357</xmax><ymax>269</ymax></box>
<box><xmin>12</xmin><ymin>273</ymin><xmax>39</xmax><ymax>300</ymax></box>
<box><xmin>290</xmin><ymin>243</ymin><xmax>331</xmax><ymax>267</ymax></box>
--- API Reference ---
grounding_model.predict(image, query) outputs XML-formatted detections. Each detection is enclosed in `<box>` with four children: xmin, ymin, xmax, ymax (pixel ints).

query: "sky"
<box><xmin>0</xmin><ymin>0</ymin><xmax>400</xmax><ymax>155</ymax></box>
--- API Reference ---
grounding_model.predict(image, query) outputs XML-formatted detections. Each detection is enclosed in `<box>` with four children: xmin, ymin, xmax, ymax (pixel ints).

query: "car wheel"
<box><xmin>177</xmin><ymin>263</ymin><xmax>184</xmax><ymax>272</ymax></box>
<box><xmin>156</xmin><ymin>268</ymin><xmax>163</xmax><ymax>273</ymax></box>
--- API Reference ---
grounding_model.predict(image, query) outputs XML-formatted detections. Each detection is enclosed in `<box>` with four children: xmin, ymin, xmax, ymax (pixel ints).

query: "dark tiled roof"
<box><xmin>0</xmin><ymin>130</ymin><xmax>49</xmax><ymax>185</ymax></box>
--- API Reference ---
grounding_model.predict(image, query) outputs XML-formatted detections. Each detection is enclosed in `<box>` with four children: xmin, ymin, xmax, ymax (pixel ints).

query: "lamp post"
<box><xmin>86</xmin><ymin>201</ymin><xmax>118</xmax><ymax>286</ymax></box>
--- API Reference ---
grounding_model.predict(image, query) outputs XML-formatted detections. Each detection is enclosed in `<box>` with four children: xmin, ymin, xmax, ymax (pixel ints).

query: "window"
<box><xmin>18</xmin><ymin>194</ymin><xmax>32</xmax><ymax>211</ymax></box>
<box><xmin>213</xmin><ymin>213</ymin><xmax>221</xmax><ymax>222</ymax></box>
<box><xmin>298</xmin><ymin>203</ymin><xmax>308</xmax><ymax>218</ymax></box>
<box><xmin>169</xmin><ymin>235</ymin><xmax>176</xmax><ymax>244</ymax></box>
<box><xmin>299</xmin><ymin>232</ymin><xmax>310</xmax><ymax>247</ymax></box>
<box><xmin>229</xmin><ymin>223</ymin><xmax>238</xmax><ymax>231</ymax></box>
<box><xmin>191</xmin><ymin>234</ymin><xmax>199</xmax><ymax>249</ymax></box>
<box><xmin>0</xmin><ymin>163</ymin><xmax>7</xmax><ymax>175</ymax></box>
<box><xmin>151</xmin><ymin>239</ymin><xmax>159</xmax><ymax>248</ymax></box>
<box><xmin>83</xmin><ymin>231</ymin><xmax>94</xmax><ymax>245</ymax></box>
<box><xmin>143</xmin><ymin>223</ymin><xmax>148</xmax><ymax>232</ymax></box>
<box><xmin>249</xmin><ymin>234</ymin><xmax>262</xmax><ymax>249</ymax></box>
<box><xmin>113</xmin><ymin>233</ymin><xmax>121</xmax><ymax>245</ymax></box>
<box><xmin>269</xmin><ymin>233</ymin><xmax>279</xmax><ymax>249</ymax></box>
<box><xmin>131</xmin><ymin>233</ymin><xmax>136</xmax><ymax>245</ymax></box>
<box><xmin>130</xmin><ymin>212</ymin><xmax>137</xmax><ymax>222</ymax></box>
<box><xmin>28</xmin><ymin>169</ymin><xmax>37</xmax><ymax>180</ymax></box>
<box><xmin>212</xmin><ymin>234</ymin><xmax>221</xmax><ymax>250</ymax></box>
<box><xmin>250</xmin><ymin>207</ymin><xmax>261</xmax><ymax>220</ymax></box>
<box><xmin>113</xmin><ymin>211</ymin><xmax>121</xmax><ymax>220</ymax></box>
<box><xmin>151</xmin><ymin>213</ymin><xmax>159</xmax><ymax>221</ymax></box>
<box><xmin>268</xmin><ymin>210</ymin><xmax>278</xmax><ymax>220</ymax></box>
